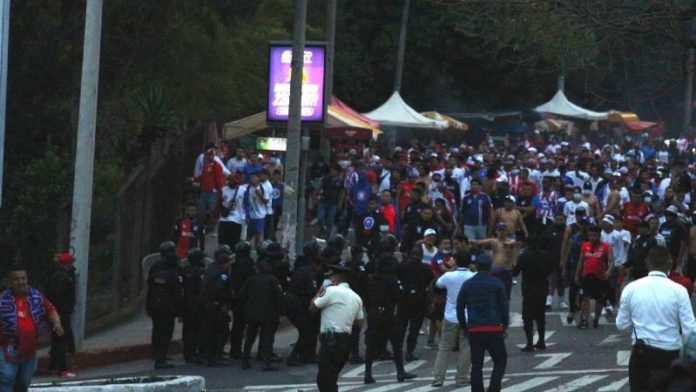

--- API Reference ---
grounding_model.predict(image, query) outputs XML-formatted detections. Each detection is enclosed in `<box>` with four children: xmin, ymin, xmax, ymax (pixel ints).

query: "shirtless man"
<box><xmin>490</xmin><ymin>195</ymin><xmax>528</xmax><ymax>239</ymax></box>
<box><xmin>603</xmin><ymin>175</ymin><xmax>623</xmax><ymax>219</ymax></box>
<box><xmin>471</xmin><ymin>221</ymin><xmax>519</xmax><ymax>299</ymax></box>
<box><xmin>581</xmin><ymin>183</ymin><xmax>602</xmax><ymax>221</ymax></box>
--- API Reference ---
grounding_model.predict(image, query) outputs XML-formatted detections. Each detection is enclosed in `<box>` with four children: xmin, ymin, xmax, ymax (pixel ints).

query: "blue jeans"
<box><xmin>317</xmin><ymin>202</ymin><xmax>338</xmax><ymax>237</ymax></box>
<box><xmin>197</xmin><ymin>191</ymin><xmax>218</xmax><ymax>216</ymax></box>
<box><xmin>0</xmin><ymin>353</ymin><xmax>38</xmax><ymax>392</ymax></box>
<box><xmin>464</xmin><ymin>225</ymin><xmax>488</xmax><ymax>240</ymax></box>
<box><xmin>469</xmin><ymin>332</ymin><xmax>507</xmax><ymax>392</ymax></box>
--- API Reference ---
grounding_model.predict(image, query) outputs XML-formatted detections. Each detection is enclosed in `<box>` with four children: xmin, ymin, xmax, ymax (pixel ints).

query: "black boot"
<box><xmin>286</xmin><ymin>346</ymin><xmax>305</xmax><ymax>367</ymax></box>
<box><xmin>522</xmin><ymin>319</ymin><xmax>534</xmax><ymax>352</ymax></box>
<box><xmin>395</xmin><ymin>354</ymin><xmax>417</xmax><ymax>382</ymax></box>
<box><xmin>364</xmin><ymin>360</ymin><xmax>375</xmax><ymax>384</ymax></box>
<box><xmin>535</xmin><ymin>321</ymin><xmax>547</xmax><ymax>350</ymax></box>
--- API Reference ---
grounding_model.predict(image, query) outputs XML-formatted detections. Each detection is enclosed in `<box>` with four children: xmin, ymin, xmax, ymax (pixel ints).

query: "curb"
<box><xmin>36</xmin><ymin>340</ymin><xmax>183</xmax><ymax>375</ymax></box>
<box><xmin>35</xmin><ymin>317</ymin><xmax>293</xmax><ymax>373</ymax></box>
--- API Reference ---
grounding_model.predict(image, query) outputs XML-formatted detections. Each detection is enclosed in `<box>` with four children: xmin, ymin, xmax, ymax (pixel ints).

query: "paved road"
<box><xmin>34</xmin><ymin>282</ymin><xmax>632</xmax><ymax>392</ymax></box>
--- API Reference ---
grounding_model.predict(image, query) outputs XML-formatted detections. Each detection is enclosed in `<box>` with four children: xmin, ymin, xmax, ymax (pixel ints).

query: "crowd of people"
<box><xmin>152</xmin><ymin>130</ymin><xmax>696</xmax><ymax>391</ymax></box>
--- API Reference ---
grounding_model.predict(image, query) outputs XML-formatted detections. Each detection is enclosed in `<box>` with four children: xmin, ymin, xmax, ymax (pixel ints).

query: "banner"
<box><xmin>256</xmin><ymin>137</ymin><xmax>287</xmax><ymax>151</ymax></box>
<box><xmin>267</xmin><ymin>43</ymin><xmax>326</xmax><ymax>123</ymax></box>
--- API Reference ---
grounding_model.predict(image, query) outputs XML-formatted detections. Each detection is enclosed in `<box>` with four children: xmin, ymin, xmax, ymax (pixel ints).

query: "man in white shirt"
<box><xmin>432</xmin><ymin>252</ymin><xmax>476</xmax><ymax>387</ymax></box>
<box><xmin>563</xmin><ymin>188</ymin><xmax>590</xmax><ymax>226</ymax></box>
<box><xmin>260</xmin><ymin>170</ymin><xmax>275</xmax><ymax>240</ymax></box>
<box><xmin>219</xmin><ymin>175</ymin><xmax>247</xmax><ymax>247</ymax></box>
<box><xmin>226</xmin><ymin>147</ymin><xmax>248</xmax><ymax>174</ymax></box>
<box><xmin>310</xmin><ymin>265</ymin><xmax>364</xmax><ymax>392</ymax></box>
<box><xmin>601</xmin><ymin>215</ymin><xmax>631</xmax><ymax>315</ymax></box>
<box><xmin>616</xmin><ymin>246</ymin><xmax>696</xmax><ymax>391</ymax></box>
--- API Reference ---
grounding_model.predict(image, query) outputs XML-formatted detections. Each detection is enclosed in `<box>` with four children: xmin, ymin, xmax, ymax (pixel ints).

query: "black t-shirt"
<box><xmin>659</xmin><ymin>221</ymin><xmax>686</xmax><ymax>259</ymax></box>
<box><xmin>320</xmin><ymin>174</ymin><xmax>342</xmax><ymax>203</ymax></box>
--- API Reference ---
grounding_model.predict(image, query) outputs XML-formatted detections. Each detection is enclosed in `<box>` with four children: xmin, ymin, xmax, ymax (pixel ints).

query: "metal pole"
<box><xmin>0</xmin><ymin>1</ymin><xmax>9</xmax><ymax>207</ymax></box>
<box><xmin>296</xmin><ymin>128</ymin><xmax>309</xmax><ymax>249</ymax></box>
<box><xmin>557</xmin><ymin>74</ymin><xmax>565</xmax><ymax>91</ymax></box>
<box><xmin>393</xmin><ymin>0</ymin><xmax>410</xmax><ymax>92</ymax></box>
<box><xmin>70</xmin><ymin>0</ymin><xmax>103</xmax><ymax>349</ymax></box>
<box><xmin>282</xmin><ymin>0</ymin><xmax>307</xmax><ymax>260</ymax></box>
<box><xmin>684</xmin><ymin>19</ymin><xmax>695</xmax><ymax>133</ymax></box>
<box><xmin>319</xmin><ymin>0</ymin><xmax>336</xmax><ymax>161</ymax></box>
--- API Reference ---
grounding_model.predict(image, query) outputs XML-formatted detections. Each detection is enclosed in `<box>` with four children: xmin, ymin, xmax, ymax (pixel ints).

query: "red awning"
<box><xmin>325</xmin><ymin>128</ymin><xmax>373</xmax><ymax>140</ymax></box>
<box><xmin>625</xmin><ymin>121</ymin><xmax>657</xmax><ymax>132</ymax></box>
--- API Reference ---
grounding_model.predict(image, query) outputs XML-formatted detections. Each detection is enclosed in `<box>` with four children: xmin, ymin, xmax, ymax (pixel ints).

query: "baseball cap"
<box><xmin>424</xmin><ymin>228</ymin><xmax>437</xmax><ymax>237</ymax></box>
<box><xmin>602</xmin><ymin>215</ymin><xmax>615</xmax><ymax>225</ymax></box>
<box><xmin>471</xmin><ymin>253</ymin><xmax>492</xmax><ymax>267</ymax></box>
<box><xmin>665</xmin><ymin>205</ymin><xmax>680</xmax><ymax>215</ymax></box>
<box><xmin>495</xmin><ymin>222</ymin><xmax>507</xmax><ymax>229</ymax></box>
<box><xmin>505</xmin><ymin>195</ymin><xmax>516</xmax><ymax>203</ymax></box>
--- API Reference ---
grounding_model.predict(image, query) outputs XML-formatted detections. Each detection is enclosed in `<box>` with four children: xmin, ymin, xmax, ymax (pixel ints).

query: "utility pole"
<box><xmin>0</xmin><ymin>1</ymin><xmax>9</xmax><ymax>207</ymax></box>
<box><xmin>393</xmin><ymin>0</ymin><xmax>410</xmax><ymax>92</ymax></box>
<box><xmin>319</xmin><ymin>0</ymin><xmax>337</xmax><ymax>162</ymax></box>
<box><xmin>282</xmin><ymin>0</ymin><xmax>307</xmax><ymax>260</ymax></box>
<box><xmin>684</xmin><ymin>18</ymin><xmax>695</xmax><ymax>133</ymax></box>
<box><xmin>70</xmin><ymin>0</ymin><xmax>103</xmax><ymax>349</ymax></box>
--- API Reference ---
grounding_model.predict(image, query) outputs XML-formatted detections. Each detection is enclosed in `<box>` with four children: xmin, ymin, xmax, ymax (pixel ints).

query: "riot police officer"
<box><xmin>285</xmin><ymin>241</ymin><xmax>325</xmax><ymax>365</ymax></box>
<box><xmin>228</xmin><ymin>240</ymin><xmax>255</xmax><ymax>359</ymax></box>
<box><xmin>238</xmin><ymin>261</ymin><xmax>283</xmax><ymax>371</ymax></box>
<box><xmin>201</xmin><ymin>245</ymin><xmax>235</xmax><ymax>366</ymax></box>
<box><xmin>345</xmin><ymin>246</ymin><xmax>368</xmax><ymax>364</ymax></box>
<box><xmin>181</xmin><ymin>248</ymin><xmax>206</xmax><ymax>363</ymax></box>
<box><xmin>146</xmin><ymin>241</ymin><xmax>183</xmax><ymax>369</ymax></box>
<box><xmin>363</xmin><ymin>239</ymin><xmax>417</xmax><ymax>384</ymax></box>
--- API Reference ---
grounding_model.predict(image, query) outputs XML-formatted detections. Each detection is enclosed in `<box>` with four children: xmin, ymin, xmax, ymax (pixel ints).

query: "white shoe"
<box><xmin>545</xmin><ymin>296</ymin><xmax>553</xmax><ymax>307</ymax></box>
<box><xmin>560</xmin><ymin>302</ymin><xmax>569</xmax><ymax>310</ymax></box>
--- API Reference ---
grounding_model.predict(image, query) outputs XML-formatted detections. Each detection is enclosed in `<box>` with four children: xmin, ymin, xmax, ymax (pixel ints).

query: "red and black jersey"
<box><xmin>173</xmin><ymin>218</ymin><xmax>205</xmax><ymax>259</ymax></box>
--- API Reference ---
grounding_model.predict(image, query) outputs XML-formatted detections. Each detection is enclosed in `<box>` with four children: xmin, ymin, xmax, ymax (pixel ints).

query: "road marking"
<box><xmin>545</xmin><ymin>375</ymin><xmax>608</xmax><ymax>391</ymax></box>
<box><xmin>516</xmin><ymin>330</ymin><xmax>557</xmax><ymax>348</ymax></box>
<box><xmin>362</xmin><ymin>383</ymin><xmax>413</xmax><ymax>392</ymax></box>
<box><xmin>616</xmin><ymin>350</ymin><xmax>631</xmax><ymax>366</ymax></box>
<box><xmin>597</xmin><ymin>377</ymin><xmax>629</xmax><ymax>391</ymax></box>
<box><xmin>341</xmin><ymin>361</ymin><xmax>386</xmax><ymax>378</ymax></box>
<box><xmin>600</xmin><ymin>334</ymin><xmax>623</xmax><ymax>345</ymax></box>
<box><xmin>501</xmin><ymin>376</ymin><xmax>558</xmax><ymax>391</ymax></box>
<box><xmin>510</xmin><ymin>312</ymin><xmax>523</xmax><ymax>327</ymax></box>
<box><xmin>533</xmin><ymin>352</ymin><xmax>572</xmax><ymax>369</ymax></box>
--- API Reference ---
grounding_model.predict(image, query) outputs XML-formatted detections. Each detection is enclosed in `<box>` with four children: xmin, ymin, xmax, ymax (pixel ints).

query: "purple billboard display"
<box><xmin>267</xmin><ymin>43</ymin><xmax>326</xmax><ymax>123</ymax></box>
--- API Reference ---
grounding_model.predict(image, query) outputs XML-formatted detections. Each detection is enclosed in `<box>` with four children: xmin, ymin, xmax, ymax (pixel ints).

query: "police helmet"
<box><xmin>187</xmin><ymin>248</ymin><xmax>205</xmax><ymax>265</ymax></box>
<box><xmin>303</xmin><ymin>240</ymin><xmax>320</xmax><ymax>257</ymax></box>
<box><xmin>378</xmin><ymin>234</ymin><xmax>397</xmax><ymax>254</ymax></box>
<box><xmin>159</xmin><ymin>241</ymin><xmax>177</xmax><ymax>262</ymax></box>
<box><xmin>266</xmin><ymin>242</ymin><xmax>283</xmax><ymax>256</ymax></box>
<box><xmin>327</xmin><ymin>234</ymin><xmax>346</xmax><ymax>252</ymax></box>
<box><xmin>235</xmin><ymin>240</ymin><xmax>252</xmax><ymax>256</ymax></box>
<box><xmin>214</xmin><ymin>244</ymin><xmax>234</xmax><ymax>263</ymax></box>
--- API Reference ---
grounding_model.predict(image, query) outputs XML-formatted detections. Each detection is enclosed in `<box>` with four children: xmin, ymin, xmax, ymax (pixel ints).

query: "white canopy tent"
<box><xmin>363</xmin><ymin>91</ymin><xmax>446</xmax><ymax>129</ymax></box>
<box><xmin>535</xmin><ymin>89</ymin><xmax>609</xmax><ymax>120</ymax></box>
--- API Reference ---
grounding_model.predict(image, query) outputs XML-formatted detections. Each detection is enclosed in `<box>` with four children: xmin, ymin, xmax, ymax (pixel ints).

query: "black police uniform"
<box><xmin>396</xmin><ymin>255</ymin><xmax>433</xmax><ymax>358</ymax></box>
<box><xmin>285</xmin><ymin>263</ymin><xmax>320</xmax><ymax>364</ymax></box>
<box><xmin>343</xmin><ymin>254</ymin><xmax>368</xmax><ymax>362</ymax></box>
<box><xmin>146</xmin><ymin>242</ymin><xmax>183</xmax><ymax>368</ymax></box>
<box><xmin>46</xmin><ymin>264</ymin><xmax>76</xmax><ymax>372</ymax></box>
<box><xmin>363</xmin><ymin>255</ymin><xmax>415</xmax><ymax>383</ymax></box>
<box><xmin>238</xmin><ymin>264</ymin><xmax>283</xmax><ymax>370</ymax></box>
<box><xmin>181</xmin><ymin>250</ymin><xmax>206</xmax><ymax>363</ymax></box>
<box><xmin>229</xmin><ymin>242</ymin><xmax>255</xmax><ymax>358</ymax></box>
<box><xmin>201</xmin><ymin>254</ymin><xmax>234</xmax><ymax>366</ymax></box>
<box><xmin>514</xmin><ymin>247</ymin><xmax>555</xmax><ymax>350</ymax></box>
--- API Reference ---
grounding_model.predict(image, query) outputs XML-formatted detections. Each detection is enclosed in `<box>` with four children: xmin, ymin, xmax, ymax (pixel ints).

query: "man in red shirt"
<box><xmin>0</xmin><ymin>264</ymin><xmax>63</xmax><ymax>392</ymax></box>
<box><xmin>379</xmin><ymin>190</ymin><xmax>396</xmax><ymax>234</ymax></box>
<box><xmin>192</xmin><ymin>147</ymin><xmax>225</xmax><ymax>230</ymax></box>
<box><xmin>574</xmin><ymin>225</ymin><xmax>614</xmax><ymax>330</ymax></box>
<box><xmin>622</xmin><ymin>187</ymin><xmax>651</xmax><ymax>237</ymax></box>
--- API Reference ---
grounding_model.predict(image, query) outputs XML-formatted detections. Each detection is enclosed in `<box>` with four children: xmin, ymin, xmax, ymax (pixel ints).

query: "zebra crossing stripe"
<box><xmin>359</xmin><ymin>383</ymin><xmax>414</xmax><ymax>392</ymax></box>
<box><xmin>516</xmin><ymin>331</ymin><xmax>557</xmax><ymax>348</ymax></box>
<box><xmin>616</xmin><ymin>350</ymin><xmax>631</xmax><ymax>366</ymax></box>
<box><xmin>545</xmin><ymin>375</ymin><xmax>609</xmax><ymax>391</ymax></box>
<box><xmin>501</xmin><ymin>376</ymin><xmax>558</xmax><ymax>391</ymax></box>
<box><xmin>597</xmin><ymin>377</ymin><xmax>629</xmax><ymax>391</ymax></box>
<box><xmin>533</xmin><ymin>352</ymin><xmax>571</xmax><ymax>369</ymax></box>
